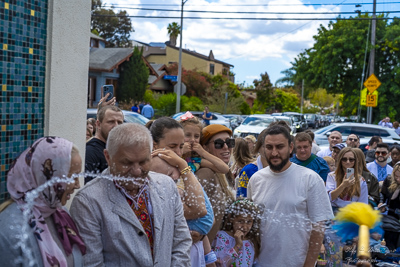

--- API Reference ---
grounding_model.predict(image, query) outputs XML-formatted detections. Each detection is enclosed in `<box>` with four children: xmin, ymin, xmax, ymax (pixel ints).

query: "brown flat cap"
<box><xmin>201</xmin><ymin>124</ymin><xmax>232</xmax><ymax>145</ymax></box>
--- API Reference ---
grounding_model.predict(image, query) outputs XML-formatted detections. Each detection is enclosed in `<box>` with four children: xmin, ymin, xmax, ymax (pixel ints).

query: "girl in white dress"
<box><xmin>212</xmin><ymin>199</ymin><xmax>261</xmax><ymax>267</ymax></box>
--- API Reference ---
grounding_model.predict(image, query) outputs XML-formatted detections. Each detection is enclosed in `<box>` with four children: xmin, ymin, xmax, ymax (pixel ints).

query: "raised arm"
<box><xmin>192</xmin><ymin>143</ymin><xmax>229</xmax><ymax>174</ymax></box>
<box><xmin>153</xmin><ymin>149</ymin><xmax>207</xmax><ymax>219</ymax></box>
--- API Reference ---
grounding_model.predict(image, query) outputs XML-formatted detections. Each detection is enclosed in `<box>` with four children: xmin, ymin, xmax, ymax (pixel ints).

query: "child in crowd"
<box><xmin>179</xmin><ymin>112</ymin><xmax>230</xmax><ymax>174</ymax></box>
<box><xmin>324</xmin><ymin>156</ymin><xmax>336</xmax><ymax>172</ymax></box>
<box><xmin>212</xmin><ymin>199</ymin><xmax>261</xmax><ymax>267</ymax></box>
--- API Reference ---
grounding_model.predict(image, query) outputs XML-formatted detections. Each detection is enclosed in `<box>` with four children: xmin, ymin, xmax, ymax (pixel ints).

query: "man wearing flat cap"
<box><xmin>196</xmin><ymin>124</ymin><xmax>236</xmax><ymax>242</ymax></box>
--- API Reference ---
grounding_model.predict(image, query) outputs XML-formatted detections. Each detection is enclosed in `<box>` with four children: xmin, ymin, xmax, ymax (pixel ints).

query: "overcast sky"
<box><xmin>107</xmin><ymin>0</ymin><xmax>398</xmax><ymax>86</ymax></box>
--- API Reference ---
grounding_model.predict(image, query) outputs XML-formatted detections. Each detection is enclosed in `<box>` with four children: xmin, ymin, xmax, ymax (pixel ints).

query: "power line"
<box><xmin>98</xmin><ymin>6</ymin><xmax>399</xmax><ymax>15</ymax></box>
<box><xmin>107</xmin><ymin>2</ymin><xmax>400</xmax><ymax>7</ymax></box>
<box><xmin>91</xmin><ymin>14</ymin><xmax>398</xmax><ymax>20</ymax></box>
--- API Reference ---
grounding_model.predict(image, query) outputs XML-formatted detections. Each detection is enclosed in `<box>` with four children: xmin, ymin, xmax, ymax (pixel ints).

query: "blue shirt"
<box><xmin>141</xmin><ymin>104</ymin><xmax>154</xmax><ymax>119</ymax></box>
<box><xmin>202</xmin><ymin>112</ymin><xmax>212</xmax><ymax>125</ymax></box>
<box><xmin>236</xmin><ymin>163</ymin><xmax>259</xmax><ymax>198</ymax></box>
<box><xmin>290</xmin><ymin>154</ymin><xmax>330</xmax><ymax>182</ymax></box>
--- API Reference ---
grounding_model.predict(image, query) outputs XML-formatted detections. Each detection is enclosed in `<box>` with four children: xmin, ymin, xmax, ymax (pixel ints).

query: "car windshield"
<box><xmin>242</xmin><ymin>117</ymin><xmax>274</xmax><ymax>126</ymax></box>
<box><xmin>305</xmin><ymin>114</ymin><xmax>315</xmax><ymax>119</ymax></box>
<box><xmin>289</xmin><ymin>115</ymin><xmax>300</xmax><ymax>122</ymax></box>
<box><xmin>124</xmin><ymin>113</ymin><xmax>149</xmax><ymax>125</ymax></box>
<box><xmin>314</xmin><ymin>124</ymin><xmax>337</xmax><ymax>134</ymax></box>
<box><xmin>279</xmin><ymin>118</ymin><xmax>293</xmax><ymax>126</ymax></box>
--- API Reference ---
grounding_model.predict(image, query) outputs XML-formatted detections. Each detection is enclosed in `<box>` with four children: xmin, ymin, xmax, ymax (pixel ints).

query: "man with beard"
<box><xmin>346</xmin><ymin>133</ymin><xmax>360</xmax><ymax>148</ymax></box>
<box><xmin>367</xmin><ymin>142</ymin><xmax>393</xmax><ymax>187</ymax></box>
<box><xmin>317</xmin><ymin>131</ymin><xmax>342</xmax><ymax>157</ymax></box>
<box><xmin>71</xmin><ymin>123</ymin><xmax>192</xmax><ymax>266</ymax></box>
<box><xmin>85</xmin><ymin>105</ymin><xmax>123</xmax><ymax>183</ymax></box>
<box><xmin>247</xmin><ymin>125</ymin><xmax>333</xmax><ymax>267</ymax></box>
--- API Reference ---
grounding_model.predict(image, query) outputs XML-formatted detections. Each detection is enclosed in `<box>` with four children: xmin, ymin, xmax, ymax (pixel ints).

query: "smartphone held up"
<box><xmin>102</xmin><ymin>85</ymin><xmax>114</xmax><ymax>102</ymax></box>
<box><xmin>346</xmin><ymin>168</ymin><xmax>354</xmax><ymax>179</ymax></box>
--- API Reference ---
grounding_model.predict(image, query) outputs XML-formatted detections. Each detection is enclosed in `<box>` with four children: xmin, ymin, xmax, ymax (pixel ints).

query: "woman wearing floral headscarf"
<box><xmin>0</xmin><ymin>136</ymin><xmax>86</xmax><ymax>267</ymax></box>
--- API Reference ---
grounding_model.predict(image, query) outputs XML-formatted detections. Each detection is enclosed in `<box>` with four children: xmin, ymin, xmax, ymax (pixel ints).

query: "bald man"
<box><xmin>317</xmin><ymin>131</ymin><xmax>342</xmax><ymax>157</ymax></box>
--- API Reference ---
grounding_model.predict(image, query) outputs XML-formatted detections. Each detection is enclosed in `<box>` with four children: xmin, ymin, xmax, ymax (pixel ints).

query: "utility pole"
<box><xmin>176</xmin><ymin>0</ymin><xmax>188</xmax><ymax>113</ymax></box>
<box><xmin>367</xmin><ymin>0</ymin><xmax>376</xmax><ymax>124</ymax></box>
<box><xmin>301</xmin><ymin>79</ymin><xmax>304</xmax><ymax>113</ymax></box>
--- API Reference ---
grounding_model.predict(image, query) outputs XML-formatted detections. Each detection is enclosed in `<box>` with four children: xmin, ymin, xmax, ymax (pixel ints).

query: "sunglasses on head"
<box><xmin>375</xmin><ymin>151</ymin><xmax>388</xmax><ymax>156</ymax></box>
<box><xmin>213</xmin><ymin>138</ymin><xmax>235</xmax><ymax>149</ymax></box>
<box><xmin>341</xmin><ymin>157</ymin><xmax>356</xmax><ymax>163</ymax></box>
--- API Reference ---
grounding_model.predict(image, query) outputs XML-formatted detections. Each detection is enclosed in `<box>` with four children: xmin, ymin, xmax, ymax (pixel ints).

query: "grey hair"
<box><xmin>106</xmin><ymin>123</ymin><xmax>153</xmax><ymax>157</ymax></box>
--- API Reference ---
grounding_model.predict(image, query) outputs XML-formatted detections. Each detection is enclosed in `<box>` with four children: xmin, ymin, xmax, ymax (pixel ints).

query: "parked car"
<box><xmin>233</xmin><ymin>115</ymin><xmax>275</xmax><ymax>139</ymax></box>
<box><xmin>172</xmin><ymin>111</ymin><xmax>231</xmax><ymax>129</ymax></box>
<box><xmin>233</xmin><ymin>115</ymin><xmax>295</xmax><ymax>138</ymax></box>
<box><xmin>281</xmin><ymin>112</ymin><xmax>308</xmax><ymax>132</ymax></box>
<box><xmin>314</xmin><ymin>122</ymin><xmax>400</xmax><ymax>146</ymax></box>
<box><xmin>223</xmin><ymin>114</ymin><xmax>244</xmax><ymax>131</ymax></box>
<box><xmin>87</xmin><ymin>108</ymin><xmax>149</xmax><ymax>125</ymax></box>
<box><xmin>304</xmin><ymin>114</ymin><xmax>319</xmax><ymax>129</ymax></box>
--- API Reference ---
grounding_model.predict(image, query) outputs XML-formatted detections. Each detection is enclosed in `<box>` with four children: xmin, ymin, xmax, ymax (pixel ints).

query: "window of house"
<box><xmin>210</xmin><ymin>64</ymin><xmax>215</xmax><ymax>75</ymax></box>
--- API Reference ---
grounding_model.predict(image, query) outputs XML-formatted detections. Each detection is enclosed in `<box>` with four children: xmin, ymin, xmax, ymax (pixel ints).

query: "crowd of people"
<box><xmin>2</xmin><ymin>102</ymin><xmax>400</xmax><ymax>267</ymax></box>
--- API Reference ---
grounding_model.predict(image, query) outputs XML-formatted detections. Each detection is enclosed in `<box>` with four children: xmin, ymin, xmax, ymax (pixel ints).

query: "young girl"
<box><xmin>212</xmin><ymin>199</ymin><xmax>261</xmax><ymax>267</ymax></box>
<box><xmin>179</xmin><ymin>112</ymin><xmax>230</xmax><ymax>174</ymax></box>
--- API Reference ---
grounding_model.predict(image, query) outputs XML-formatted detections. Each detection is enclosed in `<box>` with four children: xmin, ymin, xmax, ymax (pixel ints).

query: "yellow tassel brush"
<box><xmin>334</xmin><ymin>202</ymin><xmax>381</xmax><ymax>260</ymax></box>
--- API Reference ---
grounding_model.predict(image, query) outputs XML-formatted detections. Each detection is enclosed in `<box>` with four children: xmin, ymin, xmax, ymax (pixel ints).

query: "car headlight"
<box><xmin>296</xmin><ymin>125</ymin><xmax>300</xmax><ymax>128</ymax></box>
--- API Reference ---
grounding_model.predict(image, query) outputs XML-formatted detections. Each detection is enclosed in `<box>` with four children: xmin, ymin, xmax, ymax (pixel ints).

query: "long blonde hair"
<box><xmin>389</xmin><ymin>163</ymin><xmax>400</xmax><ymax>193</ymax></box>
<box><xmin>334</xmin><ymin>147</ymin><xmax>362</xmax><ymax>198</ymax></box>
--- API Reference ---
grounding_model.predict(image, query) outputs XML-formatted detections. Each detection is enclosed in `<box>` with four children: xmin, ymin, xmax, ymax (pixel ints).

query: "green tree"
<box><xmin>252</xmin><ymin>72</ymin><xmax>275</xmax><ymax>113</ymax></box>
<box><xmin>118</xmin><ymin>46</ymin><xmax>149</xmax><ymax>102</ymax></box>
<box><xmin>167</xmin><ymin>22</ymin><xmax>181</xmax><ymax>46</ymax></box>
<box><xmin>274</xmin><ymin>89</ymin><xmax>300</xmax><ymax>112</ymax></box>
<box><xmin>91</xmin><ymin>0</ymin><xmax>133</xmax><ymax>47</ymax></box>
<box><xmin>289</xmin><ymin>14</ymin><xmax>400</xmax><ymax>121</ymax></box>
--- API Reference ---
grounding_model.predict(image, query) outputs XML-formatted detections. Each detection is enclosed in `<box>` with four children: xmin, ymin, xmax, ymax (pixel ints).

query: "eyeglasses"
<box><xmin>375</xmin><ymin>151</ymin><xmax>388</xmax><ymax>156</ymax></box>
<box><xmin>348</xmin><ymin>138</ymin><xmax>358</xmax><ymax>142</ymax></box>
<box><xmin>341</xmin><ymin>157</ymin><xmax>356</xmax><ymax>163</ymax></box>
<box><xmin>213</xmin><ymin>138</ymin><xmax>235</xmax><ymax>149</ymax></box>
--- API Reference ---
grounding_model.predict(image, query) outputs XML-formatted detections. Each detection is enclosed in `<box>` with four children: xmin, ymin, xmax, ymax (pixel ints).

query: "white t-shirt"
<box><xmin>317</xmin><ymin>147</ymin><xmax>332</xmax><ymax>157</ymax></box>
<box><xmin>247</xmin><ymin>163</ymin><xmax>334</xmax><ymax>267</ymax></box>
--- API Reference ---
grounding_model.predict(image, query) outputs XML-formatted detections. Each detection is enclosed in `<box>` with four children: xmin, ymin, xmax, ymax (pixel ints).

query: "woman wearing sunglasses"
<box><xmin>325</xmin><ymin>147</ymin><xmax>368</xmax><ymax>212</ymax></box>
<box><xmin>196</xmin><ymin>124</ymin><xmax>236</xmax><ymax>243</ymax></box>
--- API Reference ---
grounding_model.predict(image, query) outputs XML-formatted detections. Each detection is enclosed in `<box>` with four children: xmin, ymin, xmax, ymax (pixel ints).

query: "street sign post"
<box><xmin>164</xmin><ymin>75</ymin><xmax>178</xmax><ymax>82</ymax></box>
<box><xmin>366</xmin><ymin>91</ymin><xmax>378</xmax><ymax>107</ymax></box>
<box><xmin>363</xmin><ymin>73</ymin><xmax>381</xmax><ymax>94</ymax></box>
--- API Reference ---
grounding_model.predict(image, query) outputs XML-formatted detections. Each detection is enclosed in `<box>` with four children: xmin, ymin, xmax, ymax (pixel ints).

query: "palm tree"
<box><xmin>167</xmin><ymin>22</ymin><xmax>181</xmax><ymax>47</ymax></box>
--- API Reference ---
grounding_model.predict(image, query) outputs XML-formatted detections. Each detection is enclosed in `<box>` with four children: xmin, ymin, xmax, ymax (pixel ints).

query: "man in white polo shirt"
<box><xmin>317</xmin><ymin>131</ymin><xmax>342</xmax><ymax>157</ymax></box>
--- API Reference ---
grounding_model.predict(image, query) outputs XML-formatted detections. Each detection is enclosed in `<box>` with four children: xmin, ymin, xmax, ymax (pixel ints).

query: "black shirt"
<box><xmin>85</xmin><ymin>138</ymin><xmax>107</xmax><ymax>184</ymax></box>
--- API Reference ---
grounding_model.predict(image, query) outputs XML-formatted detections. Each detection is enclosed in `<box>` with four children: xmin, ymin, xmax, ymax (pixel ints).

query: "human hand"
<box><xmin>182</xmin><ymin>142</ymin><xmax>192</xmax><ymax>155</ymax></box>
<box><xmin>192</xmin><ymin>143</ymin><xmax>205</xmax><ymax>156</ymax></box>
<box><xmin>152</xmin><ymin>149</ymin><xmax>187</xmax><ymax>170</ymax></box>
<box><xmin>98</xmin><ymin>92</ymin><xmax>116</xmax><ymax>109</ymax></box>
<box><xmin>190</xmin><ymin>230</ymin><xmax>202</xmax><ymax>244</ymax></box>
<box><xmin>342</xmin><ymin>175</ymin><xmax>355</xmax><ymax>188</ymax></box>
<box><xmin>233</xmin><ymin>230</ymin><xmax>244</xmax><ymax>249</ymax></box>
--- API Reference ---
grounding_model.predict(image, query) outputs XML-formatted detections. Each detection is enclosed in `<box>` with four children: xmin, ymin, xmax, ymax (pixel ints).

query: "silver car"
<box><xmin>314</xmin><ymin>122</ymin><xmax>400</xmax><ymax>146</ymax></box>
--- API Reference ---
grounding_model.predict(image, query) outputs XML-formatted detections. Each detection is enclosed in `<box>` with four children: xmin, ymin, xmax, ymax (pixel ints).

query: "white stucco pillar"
<box><xmin>45</xmin><ymin>0</ymin><xmax>91</xmax><ymax>207</ymax></box>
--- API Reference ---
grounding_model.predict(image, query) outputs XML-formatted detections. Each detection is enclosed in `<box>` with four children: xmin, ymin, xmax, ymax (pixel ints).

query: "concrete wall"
<box><xmin>45</xmin><ymin>0</ymin><xmax>91</xmax><ymax>207</ymax></box>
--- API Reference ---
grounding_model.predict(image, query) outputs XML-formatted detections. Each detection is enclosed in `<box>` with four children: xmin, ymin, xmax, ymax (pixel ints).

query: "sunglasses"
<box><xmin>348</xmin><ymin>138</ymin><xmax>358</xmax><ymax>142</ymax></box>
<box><xmin>341</xmin><ymin>157</ymin><xmax>356</xmax><ymax>163</ymax></box>
<box><xmin>375</xmin><ymin>151</ymin><xmax>388</xmax><ymax>156</ymax></box>
<box><xmin>213</xmin><ymin>138</ymin><xmax>235</xmax><ymax>149</ymax></box>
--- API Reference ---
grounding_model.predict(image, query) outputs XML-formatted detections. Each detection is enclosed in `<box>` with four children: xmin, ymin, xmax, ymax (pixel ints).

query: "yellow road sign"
<box><xmin>360</xmin><ymin>88</ymin><xmax>367</xmax><ymax>106</ymax></box>
<box><xmin>364</xmin><ymin>74</ymin><xmax>381</xmax><ymax>94</ymax></box>
<box><xmin>366</xmin><ymin>91</ymin><xmax>378</xmax><ymax>107</ymax></box>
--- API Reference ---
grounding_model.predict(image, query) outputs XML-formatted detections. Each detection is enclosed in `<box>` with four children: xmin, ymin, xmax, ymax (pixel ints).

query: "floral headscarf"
<box><xmin>7</xmin><ymin>136</ymin><xmax>86</xmax><ymax>267</ymax></box>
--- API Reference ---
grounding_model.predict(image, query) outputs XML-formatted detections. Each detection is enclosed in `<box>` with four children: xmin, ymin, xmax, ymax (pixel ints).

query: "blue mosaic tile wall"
<box><xmin>0</xmin><ymin>0</ymin><xmax>48</xmax><ymax>202</ymax></box>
